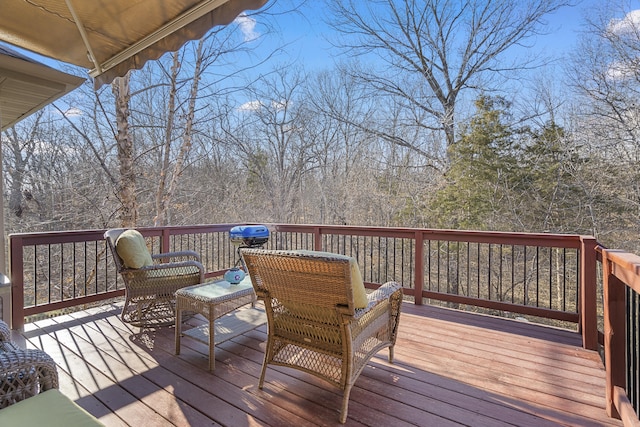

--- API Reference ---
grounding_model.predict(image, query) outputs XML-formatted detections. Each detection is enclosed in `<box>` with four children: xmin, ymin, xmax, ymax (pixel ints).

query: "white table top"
<box><xmin>176</xmin><ymin>275</ymin><xmax>254</xmax><ymax>302</ymax></box>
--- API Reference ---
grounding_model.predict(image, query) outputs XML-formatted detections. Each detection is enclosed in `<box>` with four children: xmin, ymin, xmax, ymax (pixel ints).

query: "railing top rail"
<box><xmin>9</xmin><ymin>223</ymin><xmax>594</xmax><ymax>249</ymax></box>
<box><xmin>9</xmin><ymin>229</ymin><xmax>107</xmax><ymax>245</ymax></box>
<box><xmin>272</xmin><ymin>224</ymin><xmax>590</xmax><ymax>248</ymax></box>
<box><xmin>603</xmin><ymin>249</ymin><xmax>640</xmax><ymax>294</ymax></box>
<box><xmin>8</xmin><ymin>224</ymin><xmax>249</xmax><ymax>245</ymax></box>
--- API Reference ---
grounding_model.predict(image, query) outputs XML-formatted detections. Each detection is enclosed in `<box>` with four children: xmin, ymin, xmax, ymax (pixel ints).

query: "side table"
<box><xmin>175</xmin><ymin>276</ymin><xmax>256</xmax><ymax>371</ymax></box>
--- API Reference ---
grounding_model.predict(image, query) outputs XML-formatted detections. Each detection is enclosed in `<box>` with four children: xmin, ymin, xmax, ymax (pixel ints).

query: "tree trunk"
<box><xmin>154</xmin><ymin>52</ymin><xmax>180</xmax><ymax>226</ymax></box>
<box><xmin>155</xmin><ymin>40</ymin><xmax>204</xmax><ymax>226</ymax></box>
<box><xmin>112</xmin><ymin>73</ymin><xmax>137</xmax><ymax>227</ymax></box>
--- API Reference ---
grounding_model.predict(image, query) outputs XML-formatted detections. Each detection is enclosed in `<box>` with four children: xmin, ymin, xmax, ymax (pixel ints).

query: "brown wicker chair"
<box><xmin>241</xmin><ymin>249</ymin><xmax>403</xmax><ymax>424</ymax></box>
<box><xmin>105</xmin><ymin>228</ymin><xmax>205</xmax><ymax>327</ymax></box>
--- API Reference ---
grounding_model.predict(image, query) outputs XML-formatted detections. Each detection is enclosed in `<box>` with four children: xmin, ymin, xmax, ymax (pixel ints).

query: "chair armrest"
<box><xmin>350</xmin><ymin>281</ymin><xmax>402</xmax><ymax>352</ymax></box>
<box><xmin>151</xmin><ymin>250</ymin><xmax>201</xmax><ymax>263</ymax></box>
<box><xmin>0</xmin><ymin>340</ymin><xmax>20</xmax><ymax>352</ymax></box>
<box><xmin>0</xmin><ymin>319</ymin><xmax>22</xmax><ymax>353</ymax></box>
<box><xmin>354</xmin><ymin>281</ymin><xmax>402</xmax><ymax>318</ymax></box>
<box><xmin>0</xmin><ymin>319</ymin><xmax>11</xmax><ymax>342</ymax></box>
<box><xmin>0</xmin><ymin>348</ymin><xmax>59</xmax><ymax>408</ymax></box>
<box><xmin>140</xmin><ymin>259</ymin><xmax>204</xmax><ymax>273</ymax></box>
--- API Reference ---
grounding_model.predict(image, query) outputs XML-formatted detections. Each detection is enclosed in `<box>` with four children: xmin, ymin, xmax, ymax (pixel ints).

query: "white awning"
<box><xmin>0</xmin><ymin>0</ymin><xmax>268</xmax><ymax>89</ymax></box>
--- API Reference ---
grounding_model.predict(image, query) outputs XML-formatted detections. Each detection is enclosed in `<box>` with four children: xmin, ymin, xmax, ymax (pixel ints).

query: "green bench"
<box><xmin>0</xmin><ymin>388</ymin><xmax>103</xmax><ymax>426</ymax></box>
<box><xmin>0</xmin><ymin>320</ymin><xmax>103</xmax><ymax>426</ymax></box>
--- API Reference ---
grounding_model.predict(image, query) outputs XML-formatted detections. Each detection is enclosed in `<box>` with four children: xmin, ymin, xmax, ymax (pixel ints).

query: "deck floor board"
<box><xmin>16</xmin><ymin>302</ymin><xmax>622</xmax><ymax>426</ymax></box>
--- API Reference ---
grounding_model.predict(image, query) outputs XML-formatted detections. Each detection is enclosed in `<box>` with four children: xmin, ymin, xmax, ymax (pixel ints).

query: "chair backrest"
<box><xmin>241</xmin><ymin>249</ymin><xmax>357</xmax><ymax>315</ymax></box>
<box><xmin>104</xmin><ymin>228</ymin><xmax>127</xmax><ymax>272</ymax></box>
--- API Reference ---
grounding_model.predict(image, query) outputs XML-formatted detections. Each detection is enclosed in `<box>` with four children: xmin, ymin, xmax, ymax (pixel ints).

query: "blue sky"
<box><xmin>4</xmin><ymin>0</ymin><xmax>640</xmax><ymax>103</ymax></box>
<box><xmin>223</xmin><ymin>0</ymin><xmax>640</xmax><ymax>125</ymax></box>
<box><xmin>6</xmin><ymin>0</ymin><xmax>638</xmax><ymax>81</ymax></box>
<box><xmin>248</xmin><ymin>0</ymin><xmax>640</xmax><ymax>74</ymax></box>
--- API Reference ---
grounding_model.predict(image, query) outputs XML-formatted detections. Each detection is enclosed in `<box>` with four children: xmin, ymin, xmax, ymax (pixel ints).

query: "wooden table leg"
<box><xmin>209</xmin><ymin>314</ymin><xmax>215</xmax><ymax>371</ymax></box>
<box><xmin>175</xmin><ymin>304</ymin><xmax>182</xmax><ymax>355</ymax></box>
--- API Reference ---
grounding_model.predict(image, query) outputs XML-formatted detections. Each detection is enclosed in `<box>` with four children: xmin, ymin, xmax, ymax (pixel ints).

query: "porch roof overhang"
<box><xmin>0</xmin><ymin>0</ymin><xmax>268</xmax><ymax>89</ymax></box>
<box><xmin>0</xmin><ymin>45</ymin><xmax>85</xmax><ymax>131</ymax></box>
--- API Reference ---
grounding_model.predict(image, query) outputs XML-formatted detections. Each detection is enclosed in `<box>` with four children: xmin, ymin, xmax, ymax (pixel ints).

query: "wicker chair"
<box><xmin>0</xmin><ymin>321</ymin><xmax>58</xmax><ymax>409</ymax></box>
<box><xmin>0</xmin><ymin>320</ymin><xmax>18</xmax><ymax>352</ymax></box>
<box><xmin>105</xmin><ymin>228</ymin><xmax>205</xmax><ymax>327</ymax></box>
<box><xmin>241</xmin><ymin>249</ymin><xmax>403</xmax><ymax>424</ymax></box>
<box><xmin>0</xmin><ymin>320</ymin><xmax>104</xmax><ymax>425</ymax></box>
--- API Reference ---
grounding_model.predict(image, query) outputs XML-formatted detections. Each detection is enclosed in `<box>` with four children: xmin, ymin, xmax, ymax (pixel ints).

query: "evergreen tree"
<box><xmin>430</xmin><ymin>95</ymin><xmax>520</xmax><ymax>230</ymax></box>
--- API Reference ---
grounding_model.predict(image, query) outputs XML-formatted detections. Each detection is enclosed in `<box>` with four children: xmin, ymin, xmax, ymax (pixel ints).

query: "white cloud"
<box><xmin>605</xmin><ymin>10</ymin><xmax>640</xmax><ymax>80</ymax></box>
<box><xmin>235</xmin><ymin>12</ymin><xmax>259</xmax><ymax>42</ymax></box>
<box><xmin>63</xmin><ymin>107</ymin><xmax>82</xmax><ymax>117</ymax></box>
<box><xmin>271</xmin><ymin>99</ymin><xmax>288</xmax><ymax>111</ymax></box>
<box><xmin>238</xmin><ymin>100</ymin><xmax>262</xmax><ymax>111</ymax></box>
<box><xmin>606</xmin><ymin>61</ymin><xmax>630</xmax><ymax>79</ymax></box>
<box><xmin>608</xmin><ymin>9</ymin><xmax>640</xmax><ymax>36</ymax></box>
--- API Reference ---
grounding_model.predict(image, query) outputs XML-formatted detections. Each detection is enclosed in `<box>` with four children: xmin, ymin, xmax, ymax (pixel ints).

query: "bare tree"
<box><xmin>112</xmin><ymin>73</ymin><xmax>138</xmax><ymax>228</ymax></box>
<box><xmin>326</xmin><ymin>0</ymin><xmax>571</xmax><ymax>153</ymax></box>
<box><xmin>302</xmin><ymin>66</ymin><xmax>372</xmax><ymax>224</ymax></box>
<box><xmin>128</xmin><ymin>9</ymin><xmax>284</xmax><ymax>226</ymax></box>
<box><xmin>2</xmin><ymin>106</ymin><xmax>116</xmax><ymax>231</ymax></box>
<box><xmin>565</xmin><ymin>0</ymin><xmax>640</xmax><ymax>250</ymax></box>
<box><xmin>221</xmin><ymin>66</ymin><xmax>319</xmax><ymax>223</ymax></box>
<box><xmin>302</xmin><ymin>64</ymin><xmax>436</xmax><ymax>226</ymax></box>
<box><xmin>153</xmin><ymin>40</ymin><xmax>206</xmax><ymax>227</ymax></box>
<box><xmin>3</xmin><ymin>112</ymin><xmax>42</xmax><ymax>219</ymax></box>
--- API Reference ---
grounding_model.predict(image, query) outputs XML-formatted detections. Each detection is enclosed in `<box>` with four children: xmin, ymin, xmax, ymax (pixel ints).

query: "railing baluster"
<box><xmin>466</xmin><ymin>242</ymin><xmax>470</xmax><ymax>298</ymax></box>
<box><xmin>524</xmin><ymin>246</ymin><xmax>528</xmax><ymax>306</ymax></box>
<box><xmin>499</xmin><ymin>244</ymin><xmax>503</xmax><ymax>302</ymax></box>
<box><xmin>59</xmin><ymin>243</ymin><xmax>64</xmax><ymax>302</ymax></box>
<box><xmin>629</xmin><ymin>289</ymin><xmax>639</xmax><ymax>414</ymax></box>
<box><xmin>8</xmin><ymin>225</ymin><xmax>588</xmax><ymax>332</ymax></box>
<box><xmin>83</xmin><ymin>241</ymin><xmax>87</xmax><ymax>297</ymax></box>
<box><xmin>549</xmin><ymin>249</ymin><xmax>554</xmax><ymax>308</ymax></box>
<box><xmin>72</xmin><ymin>243</ymin><xmax>76</xmax><ymax>299</ymax></box>
<box><xmin>488</xmin><ymin>244</ymin><xmax>492</xmax><ymax>301</ymax></box>
<box><xmin>48</xmin><ymin>244</ymin><xmax>52</xmax><ymax>305</ymax></box>
<box><xmin>563</xmin><ymin>248</ymin><xmax>567</xmax><ymax>312</ymax></box>
<box><xmin>33</xmin><ymin>245</ymin><xmax>37</xmax><ymax>307</ymax></box>
<box><xmin>476</xmin><ymin>242</ymin><xmax>482</xmax><ymax>298</ymax></box>
<box><xmin>512</xmin><ymin>246</ymin><xmax>516</xmax><ymax>303</ymax></box>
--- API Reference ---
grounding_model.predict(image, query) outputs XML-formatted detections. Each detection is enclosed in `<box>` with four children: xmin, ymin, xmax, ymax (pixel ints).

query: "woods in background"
<box><xmin>3</xmin><ymin>0</ymin><xmax>640</xmax><ymax>254</ymax></box>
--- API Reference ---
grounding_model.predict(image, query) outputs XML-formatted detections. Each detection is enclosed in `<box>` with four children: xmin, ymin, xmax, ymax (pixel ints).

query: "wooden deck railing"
<box><xmin>601</xmin><ymin>249</ymin><xmax>640</xmax><ymax>425</ymax></box>
<box><xmin>9</xmin><ymin>223</ymin><xmax>640</xmax><ymax>423</ymax></box>
<box><xmin>8</xmin><ymin>225</ymin><xmax>596</xmax><ymax>342</ymax></box>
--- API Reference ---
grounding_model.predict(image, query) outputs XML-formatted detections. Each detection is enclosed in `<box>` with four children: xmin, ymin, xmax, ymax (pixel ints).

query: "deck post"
<box><xmin>580</xmin><ymin>236</ymin><xmax>598</xmax><ymax>350</ymax></box>
<box><xmin>602</xmin><ymin>250</ymin><xmax>626</xmax><ymax>419</ymax></box>
<box><xmin>314</xmin><ymin>227</ymin><xmax>322</xmax><ymax>251</ymax></box>
<box><xmin>9</xmin><ymin>235</ymin><xmax>24</xmax><ymax>330</ymax></box>
<box><xmin>414</xmin><ymin>231</ymin><xmax>424</xmax><ymax>305</ymax></box>
<box><xmin>161</xmin><ymin>228</ymin><xmax>171</xmax><ymax>254</ymax></box>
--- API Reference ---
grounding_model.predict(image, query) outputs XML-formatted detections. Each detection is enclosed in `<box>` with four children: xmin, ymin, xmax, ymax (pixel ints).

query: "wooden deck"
<box><xmin>10</xmin><ymin>301</ymin><xmax>621</xmax><ymax>427</ymax></box>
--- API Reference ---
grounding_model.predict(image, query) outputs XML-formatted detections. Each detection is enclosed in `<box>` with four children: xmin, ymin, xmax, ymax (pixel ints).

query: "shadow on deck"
<box><xmin>10</xmin><ymin>302</ymin><xmax>620</xmax><ymax>426</ymax></box>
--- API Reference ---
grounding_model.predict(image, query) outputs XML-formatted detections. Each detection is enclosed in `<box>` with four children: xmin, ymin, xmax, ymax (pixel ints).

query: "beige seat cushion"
<box><xmin>115</xmin><ymin>229</ymin><xmax>153</xmax><ymax>269</ymax></box>
<box><xmin>293</xmin><ymin>250</ymin><xmax>368</xmax><ymax>308</ymax></box>
<box><xmin>0</xmin><ymin>389</ymin><xmax>104</xmax><ymax>426</ymax></box>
